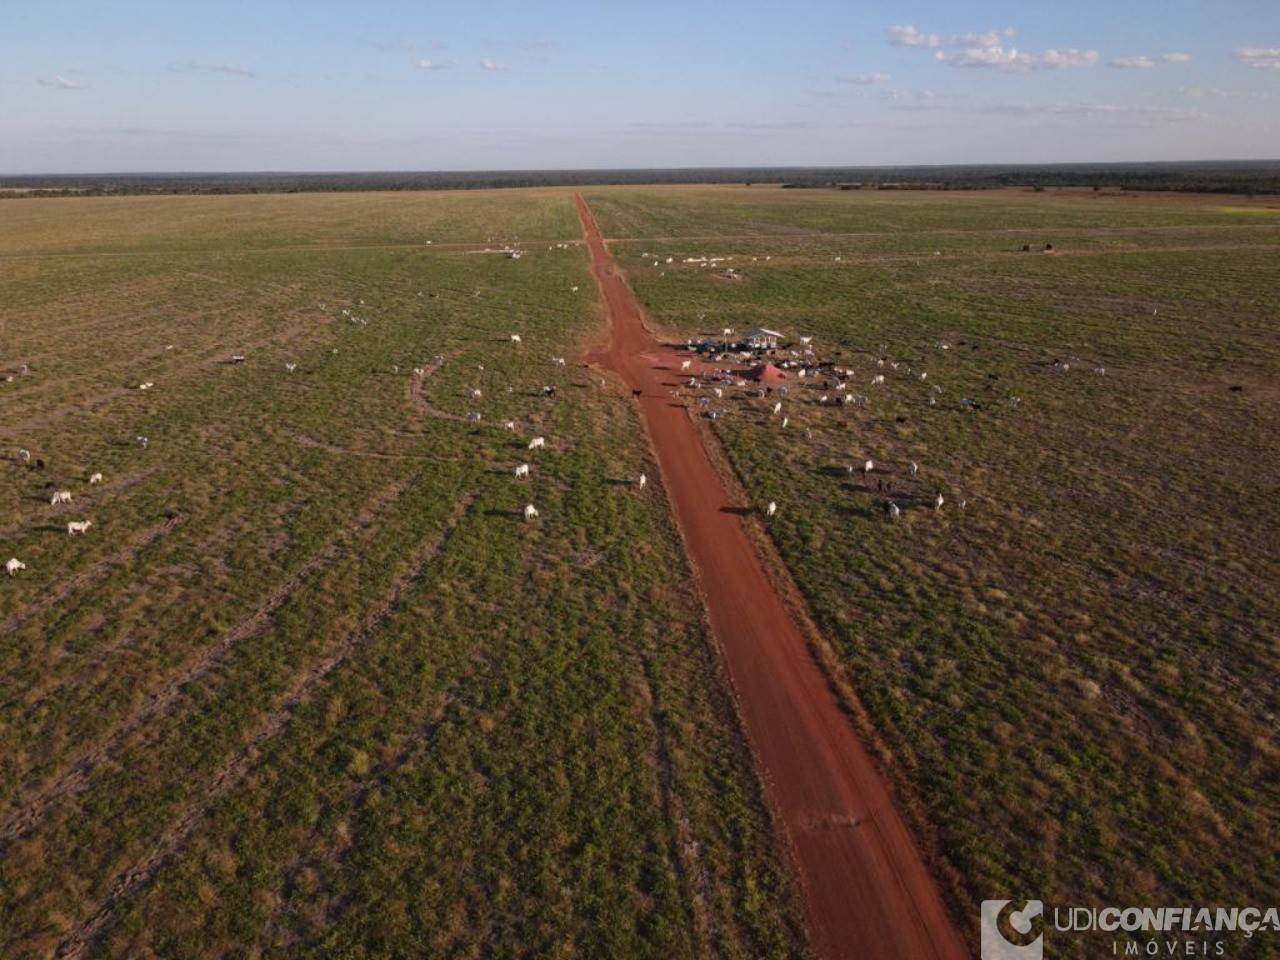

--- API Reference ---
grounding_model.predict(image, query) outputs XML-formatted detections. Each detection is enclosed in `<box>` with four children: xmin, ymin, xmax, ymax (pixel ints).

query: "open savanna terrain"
<box><xmin>587</xmin><ymin>185</ymin><xmax>1279</xmax><ymax>958</ymax></box>
<box><xmin>0</xmin><ymin>191</ymin><xmax>808</xmax><ymax>959</ymax></box>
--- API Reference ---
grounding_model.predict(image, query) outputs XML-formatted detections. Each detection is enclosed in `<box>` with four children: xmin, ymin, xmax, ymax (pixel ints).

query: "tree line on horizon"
<box><xmin>1</xmin><ymin>161</ymin><xmax>1277</xmax><ymax>198</ymax></box>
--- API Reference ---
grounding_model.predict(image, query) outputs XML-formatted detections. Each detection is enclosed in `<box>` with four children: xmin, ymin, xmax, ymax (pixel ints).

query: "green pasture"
<box><xmin>590</xmin><ymin>185</ymin><xmax>1279</xmax><ymax>959</ymax></box>
<box><xmin>0</xmin><ymin>191</ymin><xmax>804</xmax><ymax>959</ymax></box>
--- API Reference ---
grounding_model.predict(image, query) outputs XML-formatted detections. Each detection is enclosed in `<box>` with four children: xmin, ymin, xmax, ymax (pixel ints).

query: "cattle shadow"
<box><xmin>718</xmin><ymin>505</ymin><xmax>752</xmax><ymax>516</ymax></box>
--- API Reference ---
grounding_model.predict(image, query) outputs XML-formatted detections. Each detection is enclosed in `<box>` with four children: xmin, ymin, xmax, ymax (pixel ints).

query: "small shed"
<box><xmin>742</xmin><ymin>327</ymin><xmax>784</xmax><ymax>349</ymax></box>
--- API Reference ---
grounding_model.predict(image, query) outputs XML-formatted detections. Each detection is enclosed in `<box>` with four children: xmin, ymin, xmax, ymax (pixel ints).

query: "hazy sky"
<box><xmin>3</xmin><ymin>0</ymin><xmax>1277</xmax><ymax>172</ymax></box>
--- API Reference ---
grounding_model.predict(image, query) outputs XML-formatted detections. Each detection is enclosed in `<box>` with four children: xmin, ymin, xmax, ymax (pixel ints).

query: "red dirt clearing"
<box><xmin>576</xmin><ymin>194</ymin><xmax>970</xmax><ymax>960</ymax></box>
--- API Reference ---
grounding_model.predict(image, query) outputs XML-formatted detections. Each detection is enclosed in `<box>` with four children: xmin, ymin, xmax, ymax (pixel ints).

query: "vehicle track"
<box><xmin>576</xmin><ymin>194</ymin><xmax>969</xmax><ymax>960</ymax></box>
<box><xmin>0</xmin><ymin>478</ymin><xmax>413</xmax><ymax>847</ymax></box>
<box><xmin>52</xmin><ymin>491</ymin><xmax>477</xmax><ymax>959</ymax></box>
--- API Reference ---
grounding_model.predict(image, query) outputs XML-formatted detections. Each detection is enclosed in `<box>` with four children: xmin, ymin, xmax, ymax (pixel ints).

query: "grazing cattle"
<box><xmin>470</xmin><ymin>388</ymin><xmax>482</xmax><ymax>399</ymax></box>
<box><xmin>514</xmin><ymin>463</ymin><xmax>530</xmax><ymax>479</ymax></box>
<box><xmin>863</xmin><ymin>459</ymin><xmax>874</xmax><ymax>476</ymax></box>
<box><xmin>571</xmin><ymin>286</ymin><xmax>579</xmax><ymax>293</ymax></box>
<box><xmin>542</xmin><ymin>385</ymin><xmax>557</xmax><ymax>397</ymax></box>
<box><xmin>766</xmin><ymin>501</ymin><xmax>777</xmax><ymax>517</ymax></box>
<box><xmin>502</xmin><ymin>420</ymin><xmax>517</xmax><ymax>431</ymax></box>
<box><xmin>6</xmin><ymin>557</ymin><xmax>26</xmax><ymax>576</ymax></box>
<box><xmin>413</xmin><ymin>367</ymin><xmax>425</xmax><ymax>377</ymax></box>
<box><xmin>934</xmin><ymin>492</ymin><xmax>945</xmax><ymax>510</ymax></box>
<box><xmin>67</xmin><ymin>520</ymin><xmax>92</xmax><ymax>536</ymax></box>
<box><xmin>523</xmin><ymin>504</ymin><xmax>539</xmax><ymax>521</ymax></box>
<box><xmin>638</xmin><ymin>473</ymin><xmax>647</xmax><ymax>489</ymax></box>
<box><xmin>89</xmin><ymin>472</ymin><xmax>103</xmax><ymax>484</ymax></box>
<box><xmin>910</xmin><ymin>461</ymin><xmax>919</xmax><ymax>477</ymax></box>
<box><xmin>285</xmin><ymin>363</ymin><xmax>297</xmax><ymax>373</ymax></box>
<box><xmin>528</xmin><ymin>437</ymin><xmax>546</xmax><ymax>450</ymax></box>
<box><xmin>781</xmin><ymin>417</ymin><xmax>789</xmax><ymax>428</ymax></box>
<box><xmin>50</xmin><ymin>490</ymin><xmax>72</xmax><ymax>506</ymax></box>
<box><xmin>230</xmin><ymin>355</ymin><xmax>246</xmax><ymax>364</ymax></box>
<box><xmin>510</xmin><ymin>334</ymin><xmax>522</xmax><ymax>343</ymax></box>
<box><xmin>18</xmin><ymin>448</ymin><xmax>31</xmax><ymax>464</ymax></box>
<box><xmin>466</xmin><ymin>411</ymin><xmax>482</xmax><ymax>423</ymax></box>
<box><xmin>136</xmin><ymin>436</ymin><xmax>149</xmax><ymax>449</ymax></box>
<box><xmin>772</xmin><ymin>401</ymin><xmax>782</xmax><ymax>415</ymax></box>
<box><xmin>887</xmin><ymin>501</ymin><xmax>901</xmax><ymax>520</ymax></box>
<box><xmin>871</xmin><ymin>374</ymin><xmax>885</xmax><ymax>386</ymax></box>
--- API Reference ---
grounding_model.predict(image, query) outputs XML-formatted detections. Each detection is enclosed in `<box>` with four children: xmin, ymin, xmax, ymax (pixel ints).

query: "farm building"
<box><xmin>742</xmin><ymin>328</ymin><xmax>784</xmax><ymax>349</ymax></box>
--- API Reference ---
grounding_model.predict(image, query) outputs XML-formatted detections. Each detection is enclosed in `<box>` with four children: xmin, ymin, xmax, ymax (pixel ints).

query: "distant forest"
<box><xmin>2</xmin><ymin>161</ymin><xmax>1278</xmax><ymax>197</ymax></box>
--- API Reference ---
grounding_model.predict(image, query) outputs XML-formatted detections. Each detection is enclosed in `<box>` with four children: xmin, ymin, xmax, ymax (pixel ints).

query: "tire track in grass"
<box><xmin>403</xmin><ymin>353</ymin><xmax>469</xmax><ymax>422</ymax></box>
<box><xmin>0</xmin><ymin>513</ymin><xmax>187</xmax><ymax>638</ymax></box>
<box><xmin>253</xmin><ymin>677</ymin><xmax>473</xmax><ymax>953</ymax></box>
<box><xmin>0</xmin><ymin>477</ymin><xmax>414</xmax><ymax>847</ymax></box>
<box><xmin>0</xmin><ymin>321</ymin><xmax>320</xmax><ymax>439</ymax></box>
<box><xmin>52</xmin><ymin>491</ymin><xmax>477</xmax><ymax>960</ymax></box>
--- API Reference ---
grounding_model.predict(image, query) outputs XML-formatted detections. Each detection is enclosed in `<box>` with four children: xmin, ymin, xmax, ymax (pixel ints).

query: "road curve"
<box><xmin>575</xmin><ymin>194</ymin><xmax>971</xmax><ymax>960</ymax></box>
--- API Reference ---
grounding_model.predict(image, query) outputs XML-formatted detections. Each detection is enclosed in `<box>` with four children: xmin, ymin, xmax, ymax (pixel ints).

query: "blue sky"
<box><xmin>2</xmin><ymin>0</ymin><xmax>1276</xmax><ymax>172</ymax></box>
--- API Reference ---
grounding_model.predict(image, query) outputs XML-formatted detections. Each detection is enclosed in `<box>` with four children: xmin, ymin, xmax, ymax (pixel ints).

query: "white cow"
<box><xmin>6</xmin><ymin>558</ymin><xmax>26</xmax><ymax>576</ymax></box>
<box><xmin>515</xmin><ymin>463</ymin><xmax>530</xmax><ymax>479</ymax></box>
<box><xmin>89</xmin><ymin>472</ymin><xmax>103</xmax><ymax>484</ymax></box>
<box><xmin>502</xmin><ymin>420</ymin><xmax>517</xmax><ymax>431</ymax></box>
<box><xmin>523</xmin><ymin>504</ymin><xmax>539</xmax><ymax>521</ymax></box>
<box><xmin>871</xmin><ymin>374</ymin><xmax>885</xmax><ymax>386</ymax></box>
<box><xmin>510</xmin><ymin>334</ymin><xmax>522</xmax><ymax>343</ymax></box>
<box><xmin>528</xmin><ymin>437</ymin><xmax>546</xmax><ymax>450</ymax></box>
<box><xmin>766</xmin><ymin>501</ymin><xmax>777</xmax><ymax>517</ymax></box>
<box><xmin>638</xmin><ymin>473</ymin><xmax>647</xmax><ymax>489</ymax></box>
<box><xmin>18</xmin><ymin>449</ymin><xmax>30</xmax><ymax>464</ymax></box>
<box><xmin>50</xmin><ymin>490</ymin><xmax>72</xmax><ymax>506</ymax></box>
<box><xmin>285</xmin><ymin>363</ymin><xmax>297</xmax><ymax>373</ymax></box>
<box><xmin>888</xmin><ymin>502</ymin><xmax>901</xmax><ymax>520</ymax></box>
<box><xmin>67</xmin><ymin>520</ymin><xmax>92</xmax><ymax>536</ymax></box>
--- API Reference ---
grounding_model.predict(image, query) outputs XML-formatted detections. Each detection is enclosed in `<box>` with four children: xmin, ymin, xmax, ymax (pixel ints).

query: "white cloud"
<box><xmin>480</xmin><ymin>58</ymin><xmax>505</xmax><ymax>72</ymax></box>
<box><xmin>1179</xmin><ymin>85</ymin><xmax>1272</xmax><ymax>100</ymax></box>
<box><xmin>1234</xmin><ymin>47</ymin><xmax>1280</xmax><ymax>70</ymax></box>
<box><xmin>413</xmin><ymin>58</ymin><xmax>449</xmax><ymax>71</ymax></box>
<box><xmin>890</xmin><ymin>25</ymin><xmax>1096</xmax><ymax>73</ymax></box>
<box><xmin>1161</xmin><ymin>52</ymin><xmax>1192</xmax><ymax>63</ymax></box>
<box><xmin>886</xmin><ymin>25</ymin><xmax>940</xmax><ymax>49</ymax></box>
<box><xmin>168</xmin><ymin>61</ymin><xmax>258</xmax><ymax>78</ymax></box>
<box><xmin>1042</xmin><ymin>48</ymin><xmax>1100</xmax><ymax>69</ymax></box>
<box><xmin>937</xmin><ymin>41</ymin><xmax>1036</xmax><ymax>72</ymax></box>
<box><xmin>1109</xmin><ymin>55</ymin><xmax>1157</xmax><ymax>69</ymax></box>
<box><xmin>840</xmin><ymin>72</ymin><xmax>890</xmax><ymax>84</ymax></box>
<box><xmin>38</xmin><ymin>74</ymin><xmax>85</xmax><ymax>89</ymax></box>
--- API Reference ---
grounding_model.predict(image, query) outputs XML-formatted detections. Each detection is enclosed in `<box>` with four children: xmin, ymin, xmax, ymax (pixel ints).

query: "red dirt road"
<box><xmin>576</xmin><ymin>195</ymin><xmax>971</xmax><ymax>960</ymax></box>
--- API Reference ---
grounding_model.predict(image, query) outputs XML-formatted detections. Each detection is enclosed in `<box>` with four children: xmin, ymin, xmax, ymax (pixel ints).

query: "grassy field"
<box><xmin>0</xmin><ymin>191</ymin><xmax>807</xmax><ymax>959</ymax></box>
<box><xmin>587</xmin><ymin>185</ymin><xmax>1280</xmax><ymax>958</ymax></box>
